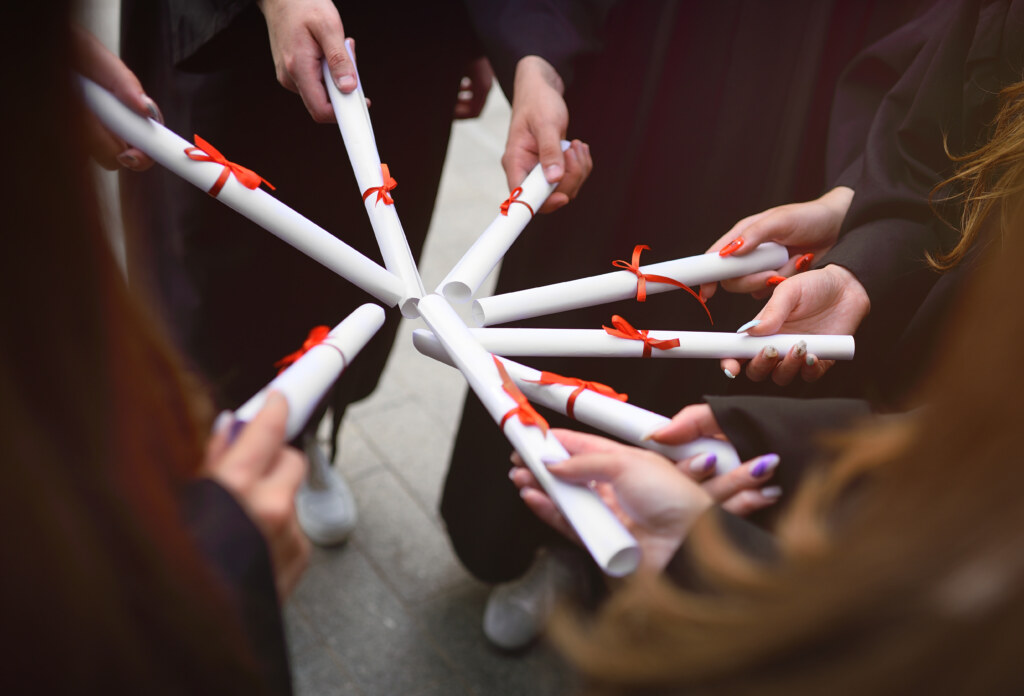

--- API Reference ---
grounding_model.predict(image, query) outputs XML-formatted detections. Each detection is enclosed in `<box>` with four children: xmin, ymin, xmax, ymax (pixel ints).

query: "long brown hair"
<box><xmin>0</xmin><ymin>5</ymin><xmax>271</xmax><ymax>692</ymax></box>
<box><xmin>558</xmin><ymin>94</ymin><xmax>1024</xmax><ymax>695</ymax></box>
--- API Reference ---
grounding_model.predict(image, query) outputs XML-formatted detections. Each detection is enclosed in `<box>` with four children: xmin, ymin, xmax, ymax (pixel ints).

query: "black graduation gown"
<box><xmin>118</xmin><ymin>1</ymin><xmax>476</xmax><ymax>414</ymax></box>
<box><xmin>442</xmin><ymin>0</ymin><xmax>925</xmax><ymax>583</ymax></box>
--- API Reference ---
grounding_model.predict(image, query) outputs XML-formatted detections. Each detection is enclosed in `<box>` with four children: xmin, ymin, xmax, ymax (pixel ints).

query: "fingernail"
<box><xmin>736</xmin><ymin>318</ymin><xmax>760</xmax><ymax>333</ymax></box>
<box><xmin>719</xmin><ymin>238</ymin><xmax>744</xmax><ymax>257</ymax></box>
<box><xmin>544</xmin><ymin>164</ymin><xmax>563</xmax><ymax>181</ymax></box>
<box><xmin>520</xmin><ymin>487</ymin><xmax>530</xmax><ymax>499</ymax></box>
<box><xmin>689</xmin><ymin>452</ymin><xmax>717</xmax><ymax>474</ymax></box>
<box><xmin>212</xmin><ymin>410</ymin><xmax>233</xmax><ymax>434</ymax></box>
<box><xmin>766</xmin><ymin>275</ymin><xmax>786</xmax><ymax>287</ymax></box>
<box><xmin>793</xmin><ymin>340</ymin><xmax>807</xmax><ymax>358</ymax></box>
<box><xmin>796</xmin><ymin>253</ymin><xmax>815</xmax><ymax>272</ymax></box>
<box><xmin>760</xmin><ymin>485</ymin><xmax>783</xmax><ymax>499</ymax></box>
<box><xmin>508</xmin><ymin>468</ymin><xmax>516</xmax><ymax>481</ymax></box>
<box><xmin>143</xmin><ymin>96</ymin><xmax>163</xmax><ymax>124</ymax></box>
<box><xmin>228</xmin><ymin>419</ymin><xmax>247</xmax><ymax>443</ymax></box>
<box><xmin>806</xmin><ymin>354</ymin><xmax>817</xmax><ymax>367</ymax></box>
<box><xmin>751</xmin><ymin>454</ymin><xmax>780</xmax><ymax>478</ymax></box>
<box><xmin>723</xmin><ymin>368</ymin><xmax>736</xmax><ymax>379</ymax></box>
<box><xmin>541</xmin><ymin>456</ymin><xmax>563</xmax><ymax>466</ymax></box>
<box><xmin>762</xmin><ymin>345</ymin><xmax>778</xmax><ymax>360</ymax></box>
<box><xmin>338</xmin><ymin>74</ymin><xmax>357</xmax><ymax>90</ymax></box>
<box><xmin>117</xmin><ymin>151</ymin><xmax>139</xmax><ymax>168</ymax></box>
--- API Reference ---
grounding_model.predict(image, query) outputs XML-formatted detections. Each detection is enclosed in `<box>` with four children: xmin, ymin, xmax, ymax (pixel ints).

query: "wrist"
<box><xmin>821</xmin><ymin>185</ymin><xmax>854</xmax><ymax>216</ymax></box>
<box><xmin>513</xmin><ymin>55</ymin><xmax>564</xmax><ymax>97</ymax></box>
<box><xmin>825</xmin><ymin>263</ymin><xmax>871</xmax><ymax>315</ymax></box>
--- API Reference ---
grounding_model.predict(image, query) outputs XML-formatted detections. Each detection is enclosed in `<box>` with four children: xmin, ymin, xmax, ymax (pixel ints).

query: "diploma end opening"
<box><xmin>441</xmin><ymin>281</ymin><xmax>473</xmax><ymax>304</ymax></box>
<box><xmin>603</xmin><ymin>546</ymin><xmax>641</xmax><ymax>578</ymax></box>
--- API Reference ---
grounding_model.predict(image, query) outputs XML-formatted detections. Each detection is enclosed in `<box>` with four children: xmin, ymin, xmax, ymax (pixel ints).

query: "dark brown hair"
<box><xmin>558</xmin><ymin>93</ymin><xmax>1024</xmax><ymax>696</ymax></box>
<box><xmin>0</xmin><ymin>5</ymin><xmax>271</xmax><ymax>692</ymax></box>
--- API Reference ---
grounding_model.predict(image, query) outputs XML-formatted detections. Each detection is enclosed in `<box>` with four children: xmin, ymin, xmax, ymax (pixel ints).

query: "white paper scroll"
<box><xmin>472</xmin><ymin>243</ymin><xmax>790</xmax><ymax>326</ymax></box>
<box><xmin>77</xmin><ymin>77</ymin><xmax>402</xmax><ymax>307</ymax></box>
<box><xmin>416</xmin><ymin>294</ymin><xmax>640</xmax><ymax>577</ymax></box>
<box><xmin>233</xmin><ymin>304</ymin><xmax>386</xmax><ymax>440</ymax></box>
<box><xmin>412</xmin><ymin>329</ymin><xmax>741</xmax><ymax>473</ymax></box>
<box><xmin>451</xmin><ymin>327</ymin><xmax>855</xmax><ymax>360</ymax></box>
<box><xmin>323</xmin><ymin>49</ymin><xmax>425</xmax><ymax>318</ymax></box>
<box><xmin>438</xmin><ymin>141</ymin><xmax>571</xmax><ymax>302</ymax></box>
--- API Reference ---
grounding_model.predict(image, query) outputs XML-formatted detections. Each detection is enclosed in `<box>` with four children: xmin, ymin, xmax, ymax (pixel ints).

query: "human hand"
<box><xmin>723</xmin><ymin>264</ymin><xmax>870</xmax><ymax>384</ymax></box>
<box><xmin>206</xmin><ymin>393</ymin><xmax>310</xmax><ymax>597</ymax></box>
<box><xmin>258</xmin><ymin>0</ymin><xmax>356</xmax><ymax>123</ymax></box>
<box><xmin>72</xmin><ymin>25</ymin><xmax>160</xmax><ymax>171</ymax></box>
<box><xmin>701</xmin><ymin>186</ymin><xmax>854</xmax><ymax>301</ymax></box>
<box><xmin>503</xmin><ymin>56</ymin><xmax>592</xmax><ymax>213</ymax></box>
<box><xmin>454</xmin><ymin>57</ymin><xmax>493</xmax><ymax>119</ymax></box>
<box><xmin>652</xmin><ymin>404</ymin><xmax>781</xmax><ymax>516</ymax></box>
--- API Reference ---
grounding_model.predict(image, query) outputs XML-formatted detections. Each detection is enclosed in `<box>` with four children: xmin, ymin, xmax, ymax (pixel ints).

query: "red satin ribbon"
<box><xmin>528</xmin><ymin>371</ymin><xmax>627</xmax><ymax>420</ymax></box>
<box><xmin>602</xmin><ymin>315</ymin><xmax>680</xmax><ymax>358</ymax></box>
<box><xmin>274</xmin><ymin>325</ymin><xmax>331</xmax><ymax>373</ymax></box>
<box><xmin>499</xmin><ymin>187</ymin><xmax>534</xmax><ymax>217</ymax></box>
<box><xmin>362</xmin><ymin>164</ymin><xmax>397</xmax><ymax>205</ymax></box>
<box><xmin>494</xmin><ymin>356</ymin><xmax>549</xmax><ymax>434</ymax></box>
<box><xmin>184</xmin><ymin>134</ymin><xmax>275</xmax><ymax>198</ymax></box>
<box><xmin>612</xmin><ymin>244</ymin><xmax>713</xmax><ymax>324</ymax></box>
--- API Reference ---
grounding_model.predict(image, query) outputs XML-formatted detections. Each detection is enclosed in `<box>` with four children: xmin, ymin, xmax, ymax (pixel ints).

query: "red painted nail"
<box><xmin>795</xmin><ymin>253</ymin><xmax>815</xmax><ymax>272</ymax></box>
<box><xmin>719</xmin><ymin>238</ymin><xmax>744</xmax><ymax>257</ymax></box>
<box><xmin>765</xmin><ymin>275</ymin><xmax>786</xmax><ymax>287</ymax></box>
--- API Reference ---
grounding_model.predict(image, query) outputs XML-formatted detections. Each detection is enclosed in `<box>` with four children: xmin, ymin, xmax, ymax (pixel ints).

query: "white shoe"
<box><xmin>482</xmin><ymin>548</ymin><xmax>586</xmax><ymax>650</ymax></box>
<box><xmin>296</xmin><ymin>433</ymin><xmax>358</xmax><ymax>546</ymax></box>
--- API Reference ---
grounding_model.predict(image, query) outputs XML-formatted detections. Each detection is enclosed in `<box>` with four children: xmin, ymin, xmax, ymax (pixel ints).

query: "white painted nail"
<box><xmin>723</xmin><ymin>368</ymin><xmax>736</xmax><ymax>379</ymax></box>
<box><xmin>760</xmin><ymin>485</ymin><xmax>783</xmax><ymax>499</ymax></box>
<box><xmin>736</xmin><ymin>318</ymin><xmax>761</xmax><ymax>333</ymax></box>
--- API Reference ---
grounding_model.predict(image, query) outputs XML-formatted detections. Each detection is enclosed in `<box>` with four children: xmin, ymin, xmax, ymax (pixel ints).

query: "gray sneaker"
<box><xmin>482</xmin><ymin>547</ymin><xmax>587</xmax><ymax>650</ymax></box>
<box><xmin>296</xmin><ymin>433</ymin><xmax>358</xmax><ymax>546</ymax></box>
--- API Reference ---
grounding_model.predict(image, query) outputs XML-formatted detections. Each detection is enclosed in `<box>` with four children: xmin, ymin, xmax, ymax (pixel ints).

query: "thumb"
<box><xmin>746</xmin><ymin>282</ymin><xmax>800</xmax><ymax>335</ymax></box>
<box><xmin>535</xmin><ymin>121</ymin><xmax>566</xmax><ymax>183</ymax></box>
<box><xmin>318</xmin><ymin>29</ymin><xmax>357</xmax><ymax>93</ymax></box>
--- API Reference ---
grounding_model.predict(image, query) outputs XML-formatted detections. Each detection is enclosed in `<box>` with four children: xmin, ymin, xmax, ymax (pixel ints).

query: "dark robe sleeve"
<box><xmin>163</xmin><ymin>0</ymin><xmax>256</xmax><ymax>65</ymax></box>
<box><xmin>180</xmin><ymin>478</ymin><xmax>292</xmax><ymax>695</ymax></box>
<box><xmin>664</xmin><ymin>507</ymin><xmax>778</xmax><ymax>590</ymax></box>
<box><xmin>462</xmin><ymin>0</ymin><xmax>614</xmax><ymax>97</ymax></box>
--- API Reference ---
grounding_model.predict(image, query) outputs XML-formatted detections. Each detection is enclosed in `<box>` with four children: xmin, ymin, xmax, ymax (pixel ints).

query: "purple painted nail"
<box><xmin>750</xmin><ymin>453</ymin><xmax>780</xmax><ymax>478</ymax></box>
<box><xmin>689</xmin><ymin>452</ymin><xmax>717</xmax><ymax>474</ymax></box>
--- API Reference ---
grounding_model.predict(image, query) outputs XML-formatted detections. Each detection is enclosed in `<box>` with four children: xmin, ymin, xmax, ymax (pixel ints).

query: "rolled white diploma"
<box><xmin>412</xmin><ymin>329</ymin><xmax>741</xmax><ymax>473</ymax></box>
<box><xmin>437</xmin><ymin>142</ymin><xmax>571</xmax><ymax>303</ymax></box>
<box><xmin>472</xmin><ymin>243</ymin><xmax>790</xmax><ymax>326</ymax></box>
<box><xmin>323</xmin><ymin>52</ymin><xmax>425</xmax><ymax>318</ymax></box>
<box><xmin>77</xmin><ymin>77</ymin><xmax>402</xmax><ymax>308</ymax></box>
<box><xmin>416</xmin><ymin>294</ymin><xmax>640</xmax><ymax>577</ymax></box>
<box><xmin>233</xmin><ymin>304</ymin><xmax>386</xmax><ymax>440</ymax></box>
<box><xmin>450</xmin><ymin>327</ymin><xmax>855</xmax><ymax>360</ymax></box>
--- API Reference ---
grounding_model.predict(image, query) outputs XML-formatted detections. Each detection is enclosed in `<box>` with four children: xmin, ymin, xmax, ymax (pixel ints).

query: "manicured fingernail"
<box><xmin>751</xmin><ymin>454</ymin><xmax>780</xmax><ymax>478</ymax></box>
<box><xmin>212</xmin><ymin>410</ymin><xmax>233</xmax><ymax>434</ymax></box>
<box><xmin>766</xmin><ymin>275</ymin><xmax>786</xmax><ymax>287</ymax></box>
<box><xmin>544</xmin><ymin>164</ymin><xmax>563</xmax><ymax>181</ymax></box>
<box><xmin>520</xmin><ymin>487</ymin><xmax>530</xmax><ymax>499</ymax></box>
<box><xmin>541</xmin><ymin>456</ymin><xmax>562</xmax><ymax>466</ymax></box>
<box><xmin>760</xmin><ymin>485</ymin><xmax>783</xmax><ymax>499</ymax></box>
<box><xmin>736</xmin><ymin>318</ymin><xmax>760</xmax><ymax>333</ymax></box>
<box><xmin>806</xmin><ymin>354</ymin><xmax>817</xmax><ymax>367</ymax></box>
<box><xmin>689</xmin><ymin>452</ymin><xmax>717</xmax><ymax>474</ymax></box>
<box><xmin>793</xmin><ymin>340</ymin><xmax>807</xmax><ymax>358</ymax></box>
<box><xmin>117</xmin><ymin>151</ymin><xmax>139</xmax><ymax>168</ymax></box>
<box><xmin>723</xmin><ymin>368</ymin><xmax>735</xmax><ymax>379</ymax></box>
<box><xmin>762</xmin><ymin>345</ymin><xmax>778</xmax><ymax>360</ymax></box>
<box><xmin>228</xmin><ymin>419</ymin><xmax>247</xmax><ymax>443</ymax></box>
<box><xmin>719</xmin><ymin>238</ymin><xmax>744</xmax><ymax>257</ymax></box>
<box><xmin>508</xmin><ymin>468</ymin><xmax>516</xmax><ymax>481</ymax></box>
<box><xmin>796</xmin><ymin>253</ymin><xmax>815</xmax><ymax>272</ymax></box>
<box><xmin>143</xmin><ymin>96</ymin><xmax>163</xmax><ymax>123</ymax></box>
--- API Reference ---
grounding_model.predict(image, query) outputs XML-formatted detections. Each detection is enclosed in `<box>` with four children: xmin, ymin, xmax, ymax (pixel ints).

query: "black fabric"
<box><xmin>119</xmin><ymin>2</ymin><xmax>475</xmax><ymax>419</ymax></box>
<box><xmin>180</xmin><ymin>478</ymin><xmax>292</xmax><ymax>694</ymax></box>
<box><xmin>441</xmin><ymin>0</ymin><xmax>921</xmax><ymax>583</ymax></box>
<box><xmin>664</xmin><ymin>507</ymin><xmax>778</xmax><ymax>590</ymax></box>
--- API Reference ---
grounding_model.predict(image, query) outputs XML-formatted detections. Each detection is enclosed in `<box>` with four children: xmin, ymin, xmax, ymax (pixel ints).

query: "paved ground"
<box><xmin>85</xmin><ymin>3</ymin><xmax>575</xmax><ymax>693</ymax></box>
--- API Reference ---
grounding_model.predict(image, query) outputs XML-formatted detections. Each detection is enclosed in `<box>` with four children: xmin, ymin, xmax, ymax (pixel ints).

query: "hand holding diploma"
<box><xmin>416</xmin><ymin>294</ymin><xmax>640</xmax><ymax>577</ymax></box>
<box><xmin>324</xmin><ymin>44</ymin><xmax>425</xmax><ymax>316</ymax></box>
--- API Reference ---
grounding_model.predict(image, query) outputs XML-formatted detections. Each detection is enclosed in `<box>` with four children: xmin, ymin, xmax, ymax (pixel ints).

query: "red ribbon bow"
<box><xmin>612</xmin><ymin>244</ymin><xmax>713</xmax><ymax>325</ymax></box>
<box><xmin>274</xmin><ymin>325</ymin><xmax>331</xmax><ymax>373</ymax></box>
<box><xmin>362</xmin><ymin>164</ymin><xmax>397</xmax><ymax>206</ymax></box>
<box><xmin>528</xmin><ymin>371</ymin><xmax>627</xmax><ymax>420</ymax></box>
<box><xmin>602</xmin><ymin>315</ymin><xmax>680</xmax><ymax>358</ymax></box>
<box><xmin>494</xmin><ymin>356</ymin><xmax>549</xmax><ymax>434</ymax></box>
<box><xmin>184</xmin><ymin>134</ymin><xmax>275</xmax><ymax>198</ymax></box>
<box><xmin>499</xmin><ymin>187</ymin><xmax>534</xmax><ymax>217</ymax></box>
